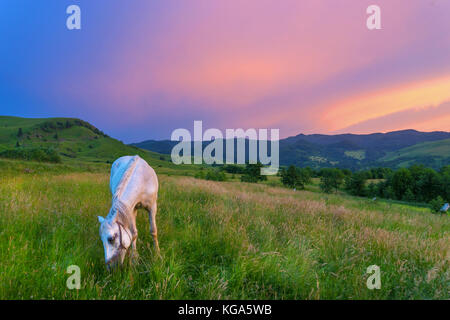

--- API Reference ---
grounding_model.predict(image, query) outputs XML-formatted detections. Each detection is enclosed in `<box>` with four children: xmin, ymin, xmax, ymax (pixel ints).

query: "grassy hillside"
<box><xmin>0</xmin><ymin>172</ymin><xmax>448</xmax><ymax>299</ymax></box>
<box><xmin>381</xmin><ymin>138</ymin><xmax>450</xmax><ymax>168</ymax></box>
<box><xmin>0</xmin><ymin>116</ymin><xmax>152</xmax><ymax>162</ymax></box>
<box><xmin>0</xmin><ymin>116</ymin><xmax>199</xmax><ymax>176</ymax></box>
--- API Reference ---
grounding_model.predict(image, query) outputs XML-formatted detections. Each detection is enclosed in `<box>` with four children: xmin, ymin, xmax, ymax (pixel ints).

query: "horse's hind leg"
<box><xmin>148</xmin><ymin>201</ymin><xmax>160</xmax><ymax>255</ymax></box>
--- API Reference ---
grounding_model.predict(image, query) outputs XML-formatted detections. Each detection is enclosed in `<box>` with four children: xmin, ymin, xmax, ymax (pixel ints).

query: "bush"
<box><xmin>195</xmin><ymin>168</ymin><xmax>227</xmax><ymax>181</ymax></box>
<box><xmin>429</xmin><ymin>196</ymin><xmax>445</xmax><ymax>214</ymax></box>
<box><xmin>205</xmin><ymin>169</ymin><xmax>227</xmax><ymax>181</ymax></box>
<box><xmin>0</xmin><ymin>148</ymin><xmax>62</xmax><ymax>163</ymax></box>
<box><xmin>280</xmin><ymin>165</ymin><xmax>311</xmax><ymax>189</ymax></box>
<box><xmin>344</xmin><ymin>172</ymin><xmax>367</xmax><ymax>196</ymax></box>
<box><xmin>430</xmin><ymin>196</ymin><xmax>446</xmax><ymax>213</ymax></box>
<box><xmin>402</xmin><ymin>189</ymin><xmax>415</xmax><ymax>202</ymax></box>
<box><xmin>222</xmin><ymin>164</ymin><xmax>246</xmax><ymax>174</ymax></box>
<box><xmin>240</xmin><ymin>163</ymin><xmax>267</xmax><ymax>183</ymax></box>
<box><xmin>194</xmin><ymin>168</ymin><xmax>206</xmax><ymax>179</ymax></box>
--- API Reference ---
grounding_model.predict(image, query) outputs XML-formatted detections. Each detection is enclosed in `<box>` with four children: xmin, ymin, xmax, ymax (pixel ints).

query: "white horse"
<box><xmin>98</xmin><ymin>155</ymin><xmax>159</xmax><ymax>268</ymax></box>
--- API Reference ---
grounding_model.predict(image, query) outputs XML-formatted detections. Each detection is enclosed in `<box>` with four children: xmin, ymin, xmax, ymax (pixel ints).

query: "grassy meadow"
<box><xmin>0</xmin><ymin>160</ymin><xmax>448</xmax><ymax>299</ymax></box>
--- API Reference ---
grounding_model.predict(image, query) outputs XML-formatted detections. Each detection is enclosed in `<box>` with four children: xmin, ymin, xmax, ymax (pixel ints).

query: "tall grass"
<box><xmin>0</xmin><ymin>172</ymin><xmax>448</xmax><ymax>299</ymax></box>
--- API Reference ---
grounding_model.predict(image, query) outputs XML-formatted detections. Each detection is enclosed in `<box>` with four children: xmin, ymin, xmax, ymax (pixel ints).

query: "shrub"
<box><xmin>194</xmin><ymin>168</ymin><xmax>206</xmax><ymax>179</ymax></box>
<box><xmin>195</xmin><ymin>168</ymin><xmax>227</xmax><ymax>181</ymax></box>
<box><xmin>205</xmin><ymin>169</ymin><xmax>227</xmax><ymax>181</ymax></box>
<box><xmin>222</xmin><ymin>164</ymin><xmax>246</xmax><ymax>174</ymax></box>
<box><xmin>344</xmin><ymin>172</ymin><xmax>367</xmax><ymax>196</ymax></box>
<box><xmin>429</xmin><ymin>196</ymin><xmax>445</xmax><ymax>214</ymax></box>
<box><xmin>402</xmin><ymin>189</ymin><xmax>415</xmax><ymax>202</ymax></box>
<box><xmin>0</xmin><ymin>148</ymin><xmax>62</xmax><ymax>163</ymax></box>
<box><xmin>240</xmin><ymin>163</ymin><xmax>267</xmax><ymax>183</ymax></box>
<box><xmin>280</xmin><ymin>165</ymin><xmax>311</xmax><ymax>189</ymax></box>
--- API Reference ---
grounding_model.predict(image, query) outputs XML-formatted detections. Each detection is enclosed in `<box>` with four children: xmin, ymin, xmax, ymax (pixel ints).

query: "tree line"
<box><xmin>279</xmin><ymin>164</ymin><xmax>449</xmax><ymax>213</ymax></box>
<box><xmin>196</xmin><ymin>163</ymin><xmax>449</xmax><ymax>213</ymax></box>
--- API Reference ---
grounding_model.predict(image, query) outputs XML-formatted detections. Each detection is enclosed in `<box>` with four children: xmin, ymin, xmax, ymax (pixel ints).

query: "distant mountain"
<box><xmin>132</xmin><ymin>129</ymin><xmax>450</xmax><ymax>170</ymax></box>
<box><xmin>131</xmin><ymin>139</ymin><xmax>178</xmax><ymax>155</ymax></box>
<box><xmin>279</xmin><ymin>130</ymin><xmax>450</xmax><ymax>169</ymax></box>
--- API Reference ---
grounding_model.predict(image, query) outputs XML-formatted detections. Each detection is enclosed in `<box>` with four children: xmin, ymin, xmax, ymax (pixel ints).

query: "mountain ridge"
<box><xmin>132</xmin><ymin>129</ymin><xmax>450</xmax><ymax>170</ymax></box>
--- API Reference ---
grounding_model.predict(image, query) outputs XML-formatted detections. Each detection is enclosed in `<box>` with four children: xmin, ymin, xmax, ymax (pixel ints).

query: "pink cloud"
<box><xmin>47</xmin><ymin>0</ymin><xmax>450</xmax><ymax>137</ymax></box>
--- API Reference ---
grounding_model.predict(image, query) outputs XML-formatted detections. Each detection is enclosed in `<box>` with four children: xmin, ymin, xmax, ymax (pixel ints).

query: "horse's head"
<box><xmin>97</xmin><ymin>216</ymin><xmax>131</xmax><ymax>268</ymax></box>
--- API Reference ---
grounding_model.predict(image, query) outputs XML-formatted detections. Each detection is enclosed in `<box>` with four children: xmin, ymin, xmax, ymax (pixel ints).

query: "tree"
<box><xmin>280</xmin><ymin>165</ymin><xmax>311</xmax><ymax>189</ymax></box>
<box><xmin>205</xmin><ymin>169</ymin><xmax>227</xmax><ymax>181</ymax></box>
<box><xmin>240</xmin><ymin>162</ymin><xmax>267</xmax><ymax>183</ymax></box>
<box><xmin>416</xmin><ymin>168</ymin><xmax>441</xmax><ymax>202</ymax></box>
<box><xmin>17</xmin><ymin>128</ymin><xmax>23</xmax><ymax>137</ymax></box>
<box><xmin>320</xmin><ymin>168</ymin><xmax>344</xmax><ymax>194</ymax></box>
<box><xmin>298</xmin><ymin>167</ymin><xmax>312</xmax><ymax>186</ymax></box>
<box><xmin>390</xmin><ymin>168</ymin><xmax>413</xmax><ymax>200</ymax></box>
<box><xmin>345</xmin><ymin>172</ymin><xmax>367</xmax><ymax>196</ymax></box>
<box><xmin>441</xmin><ymin>171</ymin><xmax>450</xmax><ymax>203</ymax></box>
<box><xmin>402</xmin><ymin>189</ymin><xmax>415</xmax><ymax>202</ymax></box>
<box><xmin>280</xmin><ymin>166</ymin><xmax>296</xmax><ymax>188</ymax></box>
<box><xmin>342</xmin><ymin>169</ymin><xmax>352</xmax><ymax>177</ymax></box>
<box><xmin>367</xmin><ymin>182</ymin><xmax>377</xmax><ymax>197</ymax></box>
<box><xmin>429</xmin><ymin>196</ymin><xmax>445</xmax><ymax>214</ymax></box>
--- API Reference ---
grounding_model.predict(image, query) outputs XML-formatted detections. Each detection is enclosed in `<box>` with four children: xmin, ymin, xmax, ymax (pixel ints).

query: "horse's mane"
<box><xmin>113</xmin><ymin>156</ymin><xmax>139</xmax><ymax>200</ymax></box>
<box><xmin>108</xmin><ymin>156</ymin><xmax>139</xmax><ymax>228</ymax></box>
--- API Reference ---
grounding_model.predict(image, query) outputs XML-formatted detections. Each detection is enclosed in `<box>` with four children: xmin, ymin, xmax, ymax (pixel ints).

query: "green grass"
<box><xmin>0</xmin><ymin>166</ymin><xmax>448</xmax><ymax>299</ymax></box>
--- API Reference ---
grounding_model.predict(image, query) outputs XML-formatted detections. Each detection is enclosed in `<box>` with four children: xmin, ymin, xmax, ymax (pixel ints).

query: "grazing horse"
<box><xmin>98</xmin><ymin>155</ymin><xmax>159</xmax><ymax>268</ymax></box>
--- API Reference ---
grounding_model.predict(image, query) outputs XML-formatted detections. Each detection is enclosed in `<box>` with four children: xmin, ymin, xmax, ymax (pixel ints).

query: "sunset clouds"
<box><xmin>1</xmin><ymin>0</ymin><xmax>449</xmax><ymax>141</ymax></box>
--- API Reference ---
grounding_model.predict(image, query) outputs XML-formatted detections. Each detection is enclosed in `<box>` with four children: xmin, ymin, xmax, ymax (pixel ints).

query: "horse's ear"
<box><xmin>98</xmin><ymin>216</ymin><xmax>105</xmax><ymax>224</ymax></box>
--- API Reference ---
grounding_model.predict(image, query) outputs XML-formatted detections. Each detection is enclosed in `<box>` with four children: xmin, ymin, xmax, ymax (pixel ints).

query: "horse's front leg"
<box><xmin>148</xmin><ymin>202</ymin><xmax>160</xmax><ymax>256</ymax></box>
<box><xmin>130</xmin><ymin>238</ymin><xmax>139</xmax><ymax>262</ymax></box>
<box><xmin>129</xmin><ymin>209</ymin><xmax>139</xmax><ymax>263</ymax></box>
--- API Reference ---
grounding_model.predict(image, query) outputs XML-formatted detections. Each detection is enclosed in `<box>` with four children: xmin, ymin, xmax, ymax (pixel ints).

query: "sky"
<box><xmin>1</xmin><ymin>0</ymin><xmax>449</xmax><ymax>142</ymax></box>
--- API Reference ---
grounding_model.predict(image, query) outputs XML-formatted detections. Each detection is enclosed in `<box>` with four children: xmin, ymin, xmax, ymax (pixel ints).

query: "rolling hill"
<box><xmin>0</xmin><ymin>116</ymin><xmax>194</xmax><ymax>174</ymax></box>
